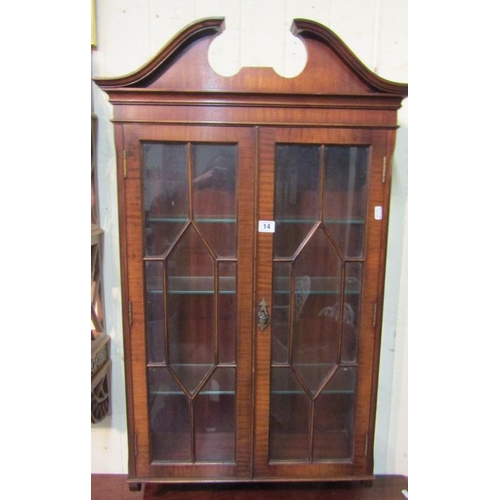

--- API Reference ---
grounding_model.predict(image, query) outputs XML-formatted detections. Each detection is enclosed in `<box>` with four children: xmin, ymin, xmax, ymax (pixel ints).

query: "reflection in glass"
<box><xmin>145</xmin><ymin>261</ymin><xmax>165</xmax><ymax>364</ymax></box>
<box><xmin>149</xmin><ymin>367</ymin><xmax>191</xmax><ymax>462</ymax></box>
<box><xmin>218</xmin><ymin>262</ymin><xmax>237</xmax><ymax>364</ymax></box>
<box><xmin>194</xmin><ymin>368</ymin><xmax>236</xmax><ymax>462</ymax></box>
<box><xmin>274</xmin><ymin>145</ymin><xmax>320</xmax><ymax>258</ymax></box>
<box><xmin>324</xmin><ymin>146</ymin><xmax>369</xmax><ymax>258</ymax></box>
<box><xmin>269</xmin><ymin>368</ymin><xmax>310</xmax><ymax>461</ymax></box>
<box><xmin>272</xmin><ymin>262</ymin><xmax>291</xmax><ymax>364</ymax></box>
<box><xmin>143</xmin><ymin>143</ymin><xmax>188</xmax><ymax>256</ymax></box>
<box><xmin>341</xmin><ymin>263</ymin><xmax>362</xmax><ymax>363</ymax></box>
<box><xmin>167</xmin><ymin>226</ymin><xmax>215</xmax><ymax>395</ymax></box>
<box><xmin>313</xmin><ymin>367</ymin><xmax>356</xmax><ymax>460</ymax></box>
<box><xmin>292</xmin><ymin>228</ymin><xmax>341</xmax><ymax>395</ymax></box>
<box><xmin>192</xmin><ymin>145</ymin><xmax>237</xmax><ymax>257</ymax></box>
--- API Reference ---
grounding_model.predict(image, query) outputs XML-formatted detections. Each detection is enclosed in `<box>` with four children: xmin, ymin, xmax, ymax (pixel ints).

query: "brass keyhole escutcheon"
<box><xmin>258</xmin><ymin>298</ymin><xmax>270</xmax><ymax>332</ymax></box>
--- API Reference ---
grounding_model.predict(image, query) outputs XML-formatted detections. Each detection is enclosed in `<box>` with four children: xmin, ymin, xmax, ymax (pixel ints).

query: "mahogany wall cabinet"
<box><xmin>95</xmin><ymin>18</ymin><xmax>407</xmax><ymax>490</ymax></box>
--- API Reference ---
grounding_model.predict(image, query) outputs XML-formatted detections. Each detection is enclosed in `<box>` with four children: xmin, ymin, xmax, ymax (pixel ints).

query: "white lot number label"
<box><xmin>258</xmin><ymin>220</ymin><xmax>275</xmax><ymax>233</ymax></box>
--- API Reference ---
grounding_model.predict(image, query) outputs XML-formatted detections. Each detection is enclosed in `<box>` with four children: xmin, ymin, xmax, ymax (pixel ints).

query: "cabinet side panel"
<box><xmin>113</xmin><ymin>123</ymin><xmax>140</xmax><ymax>481</ymax></box>
<box><xmin>365</xmin><ymin>129</ymin><xmax>398</xmax><ymax>474</ymax></box>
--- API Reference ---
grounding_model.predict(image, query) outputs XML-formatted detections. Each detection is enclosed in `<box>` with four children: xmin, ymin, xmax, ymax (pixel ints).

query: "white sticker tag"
<box><xmin>258</xmin><ymin>220</ymin><xmax>275</xmax><ymax>233</ymax></box>
<box><xmin>374</xmin><ymin>206</ymin><xmax>383</xmax><ymax>220</ymax></box>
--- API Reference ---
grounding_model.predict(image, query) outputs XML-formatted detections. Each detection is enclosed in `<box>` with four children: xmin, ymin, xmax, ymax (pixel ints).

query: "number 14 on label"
<box><xmin>258</xmin><ymin>220</ymin><xmax>275</xmax><ymax>233</ymax></box>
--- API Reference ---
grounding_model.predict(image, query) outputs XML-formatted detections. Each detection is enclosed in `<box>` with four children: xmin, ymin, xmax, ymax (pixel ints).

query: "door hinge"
<box><xmin>382</xmin><ymin>156</ymin><xmax>387</xmax><ymax>184</ymax></box>
<box><xmin>372</xmin><ymin>302</ymin><xmax>378</xmax><ymax>327</ymax></box>
<box><xmin>123</xmin><ymin>150</ymin><xmax>128</xmax><ymax>178</ymax></box>
<box><xmin>134</xmin><ymin>433</ymin><xmax>138</xmax><ymax>458</ymax></box>
<box><xmin>128</xmin><ymin>300</ymin><xmax>133</xmax><ymax>326</ymax></box>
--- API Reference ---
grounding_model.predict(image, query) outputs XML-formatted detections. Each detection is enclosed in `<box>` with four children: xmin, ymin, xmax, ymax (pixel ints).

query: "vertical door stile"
<box><xmin>249</xmin><ymin>126</ymin><xmax>260</xmax><ymax>479</ymax></box>
<box><xmin>233</xmin><ymin>126</ymin><xmax>257</xmax><ymax>477</ymax></box>
<box><xmin>253</xmin><ymin>128</ymin><xmax>276</xmax><ymax>476</ymax></box>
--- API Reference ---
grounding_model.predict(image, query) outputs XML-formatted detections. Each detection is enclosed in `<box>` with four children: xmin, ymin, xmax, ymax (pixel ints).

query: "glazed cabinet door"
<box><xmin>254</xmin><ymin>128</ymin><xmax>390</xmax><ymax>480</ymax></box>
<box><xmin>120</xmin><ymin>125</ymin><xmax>256</xmax><ymax>481</ymax></box>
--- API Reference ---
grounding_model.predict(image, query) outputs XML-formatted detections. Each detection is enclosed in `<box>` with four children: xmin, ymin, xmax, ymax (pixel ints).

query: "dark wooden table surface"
<box><xmin>92</xmin><ymin>474</ymin><xmax>408</xmax><ymax>500</ymax></box>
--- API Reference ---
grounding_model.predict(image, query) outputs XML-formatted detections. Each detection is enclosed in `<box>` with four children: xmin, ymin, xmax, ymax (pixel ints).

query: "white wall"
<box><xmin>91</xmin><ymin>0</ymin><xmax>408</xmax><ymax>476</ymax></box>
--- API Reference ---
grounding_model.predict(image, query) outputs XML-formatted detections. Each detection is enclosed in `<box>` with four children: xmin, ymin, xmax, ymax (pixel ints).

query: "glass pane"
<box><xmin>313</xmin><ymin>367</ymin><xmax>356</xmax><ymax>460</ymax></box>
<box><xmin>192</xmin><ymin>144</ymin><xmax>237</xmax><ymax>258</ymax></box>
<box><xmin>342</xmin><ymin>263</ymin><xmax>362</xmax><ymax>363</ymax></box>
<box><xmin>324</xmin><ymin>146</ymin><xmax>369</xmax><ymax>258</ymax></box>
<box><xmin>292</xmin><ymin>228</ymin><xmax>341</xmax><ymax>395</ymax></box>
<box><xmin>143</xmin><ymin>143</ymin><xmax>189</xmax><ymax>256</ymax></box>
<box><xmin>272</xmin><ymin>262</ymin><xmax>291</xmax><ymax>364</ymax></box>
<box><xmin>145</xmin><ymin>261</ymin><xmax>166</xmax><ymax>364</ymax></box>
<box><xmin>167</xmin><ymin>226</ymin><xmax>215</xmax><ymax>395</ymax></box>
<box><xmin>274</xmin><ymin>145</ymin><xmax>320</xmax><ymax>258</ymax></box>
<box><xmin>149</xmin><ymin>367</ymin><xmax>191</xmax><ymax>462</ymax></box>
<box><xmin>194</xmin><ymin>368</ymin><xmax>236</xmax><ymax>462</ymax></box>
<box><xmin>269</xmin><ymin>368</ymin><xmax>310</xmax><ymax>461</ymax></box>
<box><xmin>218</xmin><ymin>262</ymin><xmax>237</xmax><ymax>364</ymax></box>
<box><xmin>269</xmin><ymin>141</ymin><xmax>366</xmax><ymax>465</ymax></box>
<box><xmin>143</xmin><ymin>141</ymin><xmax>242</xmax><ymax>466</ymax></box>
